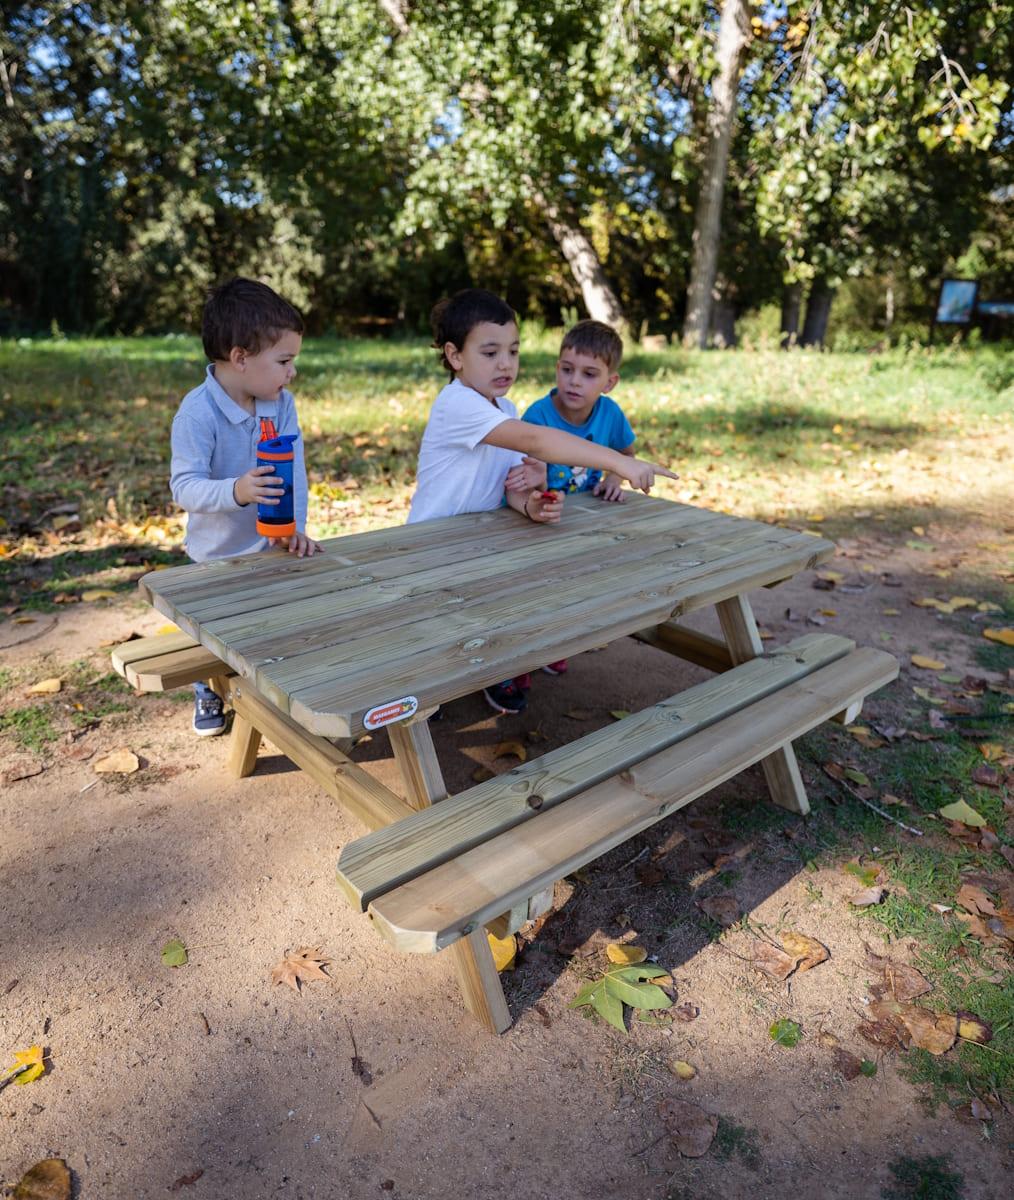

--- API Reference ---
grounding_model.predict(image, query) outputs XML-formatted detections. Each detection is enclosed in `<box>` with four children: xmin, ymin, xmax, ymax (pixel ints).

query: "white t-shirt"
<box><xmin>408</xmin><ymin>379</ymin><xmax>524</xmax><ymax>523</ymax></box>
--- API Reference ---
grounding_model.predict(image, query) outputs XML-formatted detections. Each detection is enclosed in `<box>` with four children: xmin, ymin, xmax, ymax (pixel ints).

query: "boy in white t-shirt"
<box><xmin>409</xmin><ymin>289</ymin><xmax>677</xmax><ymax>713</ymax></box>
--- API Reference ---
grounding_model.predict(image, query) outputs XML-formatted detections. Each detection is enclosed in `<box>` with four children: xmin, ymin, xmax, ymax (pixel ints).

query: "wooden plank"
<box><xmin>125</xmin><ymin>644</ymin><xmax>230</xmax><ymax>691</ymax></box>
<box><xmin>631</xmin><ymin>623</ymin><xmax>733</xmax><ymax>672</ymax></box>
<box><xmin>366</xmin><ymin>647</ymin><xmax>899</xmax><ymax>953</ymax></box>
<box><xmin>227</xmin><ymin>714</ymin><xmax>262</xmax><ymax>779</ymax></box>
<box><xmin>384</xmin><ymin>714</ymin><xmax>511</xmax><ymax>1035</ymax></box>
<box><xmin>716</xmin><ymin>594</ymin><xmax>810</xmax><ymax>815</ymax></box>
<box><xmin>222</xmin><ymin>681</ymin><xmax>412</xmax><ymax>832</ymax></box>
<box><xmin>111</xmin><ymin>631</ymin><xmax>198</xmax><ymax>673</ymax></box>
<box><xmin>335</xmin><ymin>633</ymin><xmax>855</xmax><ymax>911</ymax></box>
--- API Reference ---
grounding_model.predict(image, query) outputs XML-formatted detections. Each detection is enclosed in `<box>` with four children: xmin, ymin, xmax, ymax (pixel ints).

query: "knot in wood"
<box><xmin>526</xmin><ymin>793</ymin><xmax>545</xmax><ymax>811</ymax></box>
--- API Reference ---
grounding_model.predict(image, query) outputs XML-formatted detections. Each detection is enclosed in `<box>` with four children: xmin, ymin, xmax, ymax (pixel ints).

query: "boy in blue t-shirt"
<box><xmin>520</xmin><ymin>319</ymin><xmax>633</xmax><ymax>675</ymax></box>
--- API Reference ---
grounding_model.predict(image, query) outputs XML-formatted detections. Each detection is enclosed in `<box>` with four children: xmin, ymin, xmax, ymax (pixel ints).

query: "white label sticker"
<box><xmin>363</xmin><ymin>695</ymin><xmax>419</xmax><ymax>730</ymax></box>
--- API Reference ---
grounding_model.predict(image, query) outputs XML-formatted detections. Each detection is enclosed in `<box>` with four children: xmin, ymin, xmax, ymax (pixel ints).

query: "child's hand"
<box><xmin>269</xmin><ymin>530</ymin><xmax>321</xmax><ymax>557</ymax></box>
<box><xmin>505</xmin><ymin>455</ymin><xmax>547</xmax><ymax>493</ymax></box>
<box><xmin>234</xmin><ymin>465</ymin><xmax>284</xmax><ymax>506</ymax></box>
<box><xmin>593</xmin><ymin>472</ymin><xmax>626</xmax><ymax>503</ymax></box>
<box><xmin>622</xmin><ymin>459</ymin><xmax>680</xmax><ymax>495</ymax></box>
<box><xmin>524</xmin><ymin>489</ymin><xmax>563</xmax><ymax>524</ymax></box>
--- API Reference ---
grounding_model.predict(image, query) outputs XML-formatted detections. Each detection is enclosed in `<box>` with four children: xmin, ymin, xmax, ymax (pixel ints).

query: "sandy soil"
<box><xmin>1</xmin><ymin>522</ymin><xmax>1011</xmax><ymax>1199</ymax></box>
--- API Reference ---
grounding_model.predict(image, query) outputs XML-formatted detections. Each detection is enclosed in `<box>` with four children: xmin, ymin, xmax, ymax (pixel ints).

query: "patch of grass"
<box><xmin>0</xmin><ymin>704</ymin><xmax>58</xmax><ymax>752</ymax></box>
<box><xmin>711</xmin><ymin>1117</ymin><xmax>762</xmax><ymax>1171</ymax></box>
<box><xmin>881</xmin><ymin>1154</ymin><xmax>964</xmax><ymax>1200</ymax></box>
<box><xmin>0</xmin><ymin>666</ymin><xmax>13</xmax><ymax>693</ymax></box>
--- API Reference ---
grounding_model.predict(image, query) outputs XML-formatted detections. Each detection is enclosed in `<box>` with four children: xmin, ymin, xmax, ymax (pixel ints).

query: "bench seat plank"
<box><xmin>365</xmin><ymin>647</ymin><xmax>898</xmax><ymax>953</ymax></box>
<box><xmin>336</xmin><ymin>632</ymin><xmax>856</xmax><ymax>911</ymax></box>
<box><xmin>111</xmin><ymin>631</ymin><xmax>199</xmax><ymax>671</ymax></box>
<box><xmin>123</xmin><ymin>644</ymin><xmax>229</xmax><ymax>691</ymax></box>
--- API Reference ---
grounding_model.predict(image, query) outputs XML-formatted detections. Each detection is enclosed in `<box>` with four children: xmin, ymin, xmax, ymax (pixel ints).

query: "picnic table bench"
<box><xmin>115</xmin><ymin>493</ymin><xmax>898</xmax><ymax>1033</ymax></box>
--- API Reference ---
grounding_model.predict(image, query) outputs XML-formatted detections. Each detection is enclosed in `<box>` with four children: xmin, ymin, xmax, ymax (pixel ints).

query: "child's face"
<box><xmin>231</xmin><ymin>330</ymin><xmax>302</xmax><ymax>400</ymax></box>
<box><xmin>554</xmin><ymin>349</ymin><xmax>619</xmax><ymax>423</ymax></box>
<box><xmin>445</xmin><ymin>321</ymin><xmax>520</xmax><ymax>402</ymax></box>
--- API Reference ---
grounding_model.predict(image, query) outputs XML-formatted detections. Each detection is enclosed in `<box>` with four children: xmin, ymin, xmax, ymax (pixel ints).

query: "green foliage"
<box><xmin>160</xmin><ymin>938</ymin><xmax>188</xmax><ymax>968</ymax></box>
<box><xmin>569</xmin><ymin>963</ymin><xmax>672</xmax><ymax>1033</ymax></box>
<box><xmin>769</xmin><ymin>1018</ymin><xmax>802</xmax><ymax>1047</ymax></box>
<box><xmin>881</xmin><ymin>1155</ymin><xmax>965</xmax><ymax>1200</ymax></box>
<box><xmin>0</xmin><ymin>706</ymin><xmax>58</xmax><ymax>752</ymax></box>
<box><xmin>712</xmin><ymin>1117</ymin><xmax>763</xmax><ymax>1170</ymax></box>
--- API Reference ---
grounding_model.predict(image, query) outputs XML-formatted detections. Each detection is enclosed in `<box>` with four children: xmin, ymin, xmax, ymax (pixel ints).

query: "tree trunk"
<box><xmin>530</xmin><ymin>188</ymin><xmax>627</xmax><ymax>329</ymax></box>
<box><xmin>780</xmin><ymin>282</ymin><xmax>802</xmax><ymax>349</ymax></box>
<box><xmin>681</xmin><ymin>0</ymin><xmax>752</xmax><ymax>349</ymax></box>
<box><xmin>709</xmin><ymin>297</ymin><xmax>737</xmax><ymax>348</ymax></box>
<box><xmin>800</xmin><ymin>280</ymin><xmax>836</xmax><ymax>348</ymax></box>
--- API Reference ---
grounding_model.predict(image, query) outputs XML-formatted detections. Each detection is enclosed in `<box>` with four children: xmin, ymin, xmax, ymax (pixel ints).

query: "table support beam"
<box><xmin>715</xmin><ymin>595</ymin><xmax>810</xmax><ymax>816</ymax></box>
<box><xmin>389</xmin><ymin>716</ymin><xmax>512</xmax><ymax>1034</ymax></box>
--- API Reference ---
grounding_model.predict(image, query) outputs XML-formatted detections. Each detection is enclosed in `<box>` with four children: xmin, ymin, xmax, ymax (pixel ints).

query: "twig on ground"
<box><xmin>833</xmin><ymin>778</ymin><xmax>924</xmax><ymax>836</ymax></box>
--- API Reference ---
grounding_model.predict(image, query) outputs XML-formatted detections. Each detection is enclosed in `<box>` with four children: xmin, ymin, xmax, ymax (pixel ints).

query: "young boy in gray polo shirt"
<box><xmin>170</xmin><ymin>277</ymin><xmax>321</xmax><ymax>735</ymax></box>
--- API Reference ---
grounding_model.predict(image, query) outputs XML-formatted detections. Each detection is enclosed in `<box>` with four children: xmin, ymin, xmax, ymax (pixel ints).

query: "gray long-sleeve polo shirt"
<box><xmin>170</xmin><ymin>364</ymin><xmax>308</xmax><ymax>562</ymax></box>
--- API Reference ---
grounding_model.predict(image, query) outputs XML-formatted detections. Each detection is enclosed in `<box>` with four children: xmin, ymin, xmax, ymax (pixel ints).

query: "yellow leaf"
<box><xmin>487</xmin><ymin>932</ymin><xmax>516</xmax><ymax>973</ymax></box>
<box><xmin>983</xmin><ymin>628</ymin><xmax>1014</xmax><ymax>646</ymax></box>
<box><xmin>820</xmin><ymin>609</ymin><xmax>837</xmax><ymax>617</ymax></box>
<box><xmin>669</xmin><ymin>1059</ymin><xmax>697</xmax><ymax>1081</ymax></box>
<box><xmin>81</xmin><ymin>588</ymin><xmax>117</xmax><ymax>602</ymax></box>
<box><xmin>493</xmin><ymin>740</ymin><xmax>527</xmax><ymax>762</ymax></box>
<box><xmin>93</xmin><ymin>748</ymin><xmax>140</xmax><ymax>774</ymax></box>
<box><xmin>978</xmin><ymin>744</ymin><xmax>1003</xmax><ymax>762</ymax></box>
<box><xmin>911</xmin><ymin>655</ymin><xmax>946</xmax><ymax>670</ymax></box>
<box><xmin>817</xmin><ymin>570</ymin><xmax>843</xmax><ymax>583</ymax></box>
<box><xmin>946</xmin><ymin>597</ymin><xmax>977</xmax><ymax>611</ymax></box>
<box><xmin>8</xmin><ymin>1045</ymin><xmax>43</xmax><ymax>1073</ymax></box>
<box><xmin>913</xmin><ymin>598</ymin><xmax>948</xmax><ymax>611</ymax></box>
<box><xmin>808</xmin><ymin>514</ymin><xmax>825</xmax><ymax>523</ymax></box>
<box><xmin>606</xmin><ymin>943</ymin><xmax>647</xmax><ymax>964</ymax></box>
<box><xmin>780</xmin><ymin>931</ymin><xmax>829</xmax><ymax>971</ymax></box>
<box><xmin>157</xmin><ymin>622</ymin><xmax>179</xmax><ymax>633</ymax></box>
<box><xmin>912</xmin><ymin>686</ymin><xmax>945</xmax><ymax>705</ymax></box>
<box><xmin>977</xmin><ymin>601</ymin><xmax>1001</xmax><ymax>613</ymax></box>
<box><xmin>883</xmin><ymin>608</ymin><xmax>900</xmax><ymax>616</ymax></box>
<box><xmin>27</xmin><ymin>677</ymin><xmax>62</xmax><ymax>695</ymax></box>
<box><xmin>912</xmin><ymin>526</ymin><xmax>925</xmax><ymax>536</ymax></box>
<box><xmin>937</xmin><ymin>799</ymin><xmax>986</xmax><ymax>827</ymax></box>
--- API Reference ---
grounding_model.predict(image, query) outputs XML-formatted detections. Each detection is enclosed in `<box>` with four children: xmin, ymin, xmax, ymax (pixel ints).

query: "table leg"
<box><xmin>208</xmin><ymin>675</ymin><xmax>263</xmax><ymax>779</ymax></box>
<box><xmin>715</xmin><ymin>595</ymin><xmax>810</xmax><ymax>816</ymax></box>
<box><xmin>388</xmin><ymin>717</ymin><xmax>512</xmax><ymax>1034</ymax></box>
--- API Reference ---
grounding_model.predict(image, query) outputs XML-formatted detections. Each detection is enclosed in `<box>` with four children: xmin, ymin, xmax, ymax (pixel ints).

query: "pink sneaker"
<box><xmin>541</xmin><ymin>659</ymin><xmax>568</xmax><ymax>676</ymax></box>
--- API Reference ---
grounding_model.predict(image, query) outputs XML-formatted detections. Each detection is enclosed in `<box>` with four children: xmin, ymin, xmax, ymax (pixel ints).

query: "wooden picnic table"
<box><xmin>136</xmin><ymin>493</ymin><xmax>896</xmax><ymax>1033</ymax></box>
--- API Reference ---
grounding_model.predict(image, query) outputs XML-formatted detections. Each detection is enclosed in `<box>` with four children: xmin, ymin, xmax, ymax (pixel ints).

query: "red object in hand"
<box><xmin>541</xmin><ymin>491</ymin><xmax>558</xmax><ymax>500</ymax></box>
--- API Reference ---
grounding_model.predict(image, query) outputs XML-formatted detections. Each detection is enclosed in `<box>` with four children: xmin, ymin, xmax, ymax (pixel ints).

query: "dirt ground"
<box><xmin>1</xmin><ymin>523</ymin><xmax>1011</xmax><ymax>1200</ymax></box>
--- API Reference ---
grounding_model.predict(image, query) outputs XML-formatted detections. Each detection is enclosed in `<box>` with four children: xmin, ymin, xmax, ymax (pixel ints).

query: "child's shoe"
<box><xmin>483</xmin><ymin>679</ymin><xmax>528</xmax><ymax>715</ymax></box>
<box><xmin>192</xmin><ymin>682</ymin><xmax>226</xmax><ymax>737</ymax></box>
<box><xmin>541</xmin><ymin>659</ymin><xmax>568</xmax><ymax>676</ymax></box>
<box><xmin>515</xmin><ymin>673</ymin><xmax>532</xmax><ymax>690</ymax></box>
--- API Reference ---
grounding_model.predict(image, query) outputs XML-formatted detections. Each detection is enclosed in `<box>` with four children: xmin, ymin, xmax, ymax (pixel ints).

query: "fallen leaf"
<box><xmin>956</xmin><ymin>884</ymin><xmax>997</xmax><ymax>917</ymax></box>
<box><xmin>864</xmin><ymin>945</ymin><xmax>931</xmax><ymax>1001</ymax></box>
<box><xmin>673</xmin><ymin>1003</ymin><xmax>699</xmax><ymax>1022</ymax></box>
<box><xmin>957</xmin><ymin>1012</ymin><xmax>993</xmax><ymax>1045</ymax></box>
<box><xmin>978</xmin><ymin>743</ymin><xmax>1004</xmax><ymax>762</ymax></box>
<box><xmin>5</xmin><ymin>1044</ymin><xmax>45</xmax><ymax>1087</ymax></box>
<box><xmin>769</xmin><ymin>1018</ymin><xmax>802</xmax><ymax>1047</ymax></box>
<box><xmin>609</xmin><ymin>709</ymin><xmax>631</xmax><ymax>721</ymax></box>
<box><xmin>844</xmin><ymin>768</ymin><xmax>871</xmax><ymax>787</ymax></box>
<box><xmin>161</xmin><ymin>938</ymin><xmax>188</xmax><ymax>968</ymax></box>
<box><xmin>93</xmin><ymin>748</ymin><xmax>140</xmax><ymax>774</ymax></box>
<box><xmin>913</xmin><ymin>686</ymin><xmax>946</xmax><ymax>705</ymax></box>
<box><xmin>168</xmin><ymin>1169</ymin><xmax>205</xmax><ymax>1192</ymax></box>
<box><xmin>857</xmin><ymin>1019</ymin><xmax>906</xmax><ymax>1051</ymax></box>
<box><xmin>270</xmin><ymin>946</ymin><xmax>332</xmax><ymax>992</ymax></box>
<box><xmin>564</xmin><ymin>708</ymin><xmax>595</xmax><ymax>720</ymax></box>
<box><xmin>938</xmin><ymin>799</ymin><xmax>986</xmax><ymax>827</ymax></box>
<box><xmin>569</xmin><ymin>963</ymin><xmax>672</xmax><ymax>1031</ymax></box>
<box><xmin>487</xmin><ymin>932</ymin><xmax>517</xmax><ymax>972</ymax></box>
<box><xmin>983</xmin><ymin>628</ymin><xmax>1014</xmax><ymax>646</ymax></box>
<box><xmin>869</xmin><ymin>999</ymin><xmax>957</xmax><ymax>1055</ymax></box>
<box><xmin>26</xmin><ymin>677</ymin><xmax>61</xmax><ymax>695</ymax></box>
<box><xmin>635</xmin><ymin>862</ymin><xmax>666</xmax><ymax>887</ymax></box>
<box><xmin>780</xmin><ymin>932</ymin><xmax>829</xmax><ymax>971</ymax></box>
<box><xmin>883</xmin><ymin>607</ymin><xmax>900</xmax><ymax>616</ymax></box>
<box><xmin>850</xmin><ymin>886</ymin><xmax>885</xmax><ymax>907</ymax></box>
<box><xmin>669</xmin><ymin>1059</ymin><xmax>697</xmax><ymax>1081</ymax></box>
<box><xmin>911</xmin><ymin>655</ymin><xmax>946</xmax><ymax>670</ymax></box>
<box><xmin>746</xmin><ymin>940</ymin><xmax>800</xmax><ymax>980</ymax></box>
<box><xmin>3</xmin><ymin>759</ymin><xmax>44</xmax><ymax>784</ymax></box>
<box><xmin>606</xmin><ymin>943</ymin><xmax>647</xmax><ymax>965</ymax></box>
<box><xmin>471</xmin><ymin>765</ymin><xmax>495</xmax><ymax>782</ymax></box>
<box><xmin>12</xmin><ymin>1158</ymin><xmax>71</xmax><ymax>1200</ymax></box>
<box><xmin>848</xmin><ymin>727</ymin><xmax>886</xmax><ymax>749</ymax></box>
<box><xmin>816</xmin><ymin>569</ymin><xmax>843</xmax><ymax>584</ymax></box>
<box><xmin>696</xmin><ymin>894</ymin><xmax>740</xmax><ymax>927</ymax></box>
<box><xmin>492</xmin><ymin>740</ymin><xmax>526</xmax><ymax>762</ymax></box>
<box><xmin>657</xmin><ymin>1098</ymin><xmax>717</xmax><ymax>1157</ymax></box>
<box><xmin>80</xmin><ymin>588</ymin><xmax>118</xmax><ymax>602</ymax></box>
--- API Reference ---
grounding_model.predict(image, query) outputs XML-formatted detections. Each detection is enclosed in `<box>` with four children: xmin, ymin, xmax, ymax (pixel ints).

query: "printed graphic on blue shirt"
<box><xmin>522</xmin><ymin>391</ymin><xmax>635</xmax><ymax>494</ymax></box>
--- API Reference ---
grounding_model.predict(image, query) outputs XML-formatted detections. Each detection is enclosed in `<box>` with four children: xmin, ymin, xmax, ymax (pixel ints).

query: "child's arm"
<box><xmin>505</xmin><ymin>455</ymin><xmax>547</xmax><ymax>493</ymax></box>
<box><xmin>593</xmin><ymin>446</ymin><xmax>636</xmax><ymax>503</ymax></box>
<box><xmin>505</xmin><ymin>488</ymin><xmax>563</xmax><ymax>525</ymax></box>
<box><xmin>171</xmin><ymin>411</ymin><xmax>284</xmax><ymax>513</ymax></box>
<box><xmin>483</xmin><ymin>421</ymin><xmax>677</xmax><ymax>493</ymax></box>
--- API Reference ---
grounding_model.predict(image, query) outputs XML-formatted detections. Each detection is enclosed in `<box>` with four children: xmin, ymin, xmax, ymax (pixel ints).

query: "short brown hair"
<box><xmin>201</xmin><ymin>277</ymin><xmax>304</xmax><ymax>361</ymax></box>
<box><xmin>560</xmin><ymin>319</ymin><xmax>623</xmax><ymax>372</ymax></box>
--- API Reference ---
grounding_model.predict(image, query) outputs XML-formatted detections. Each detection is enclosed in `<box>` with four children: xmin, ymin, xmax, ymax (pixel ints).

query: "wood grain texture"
<box><xmin>367</xmin><ymin>647</ymin><xmax>899</xmax><ymax>953</ymax></box>
<box><xmin>631</xmin><ymin>622</ymin><xmax>734</xmax><ymax>672</ymax></box>
<box><xmin>336</xmin><ymin>633</ymin><xmax>855</xmax><ymax>911</ymax></box>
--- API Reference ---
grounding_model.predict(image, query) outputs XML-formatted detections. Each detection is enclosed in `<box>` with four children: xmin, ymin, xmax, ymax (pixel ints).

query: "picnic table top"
<box><xmin>140</xmin><ymin>493</ymin><xmax>835</xmax><ymax>737</ymax></box>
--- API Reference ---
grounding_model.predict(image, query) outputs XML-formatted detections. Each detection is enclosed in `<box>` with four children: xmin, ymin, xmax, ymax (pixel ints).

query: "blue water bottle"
<box><xmin>255</xmin><ymin>433</ymin><xmax>299</xmax><ymax>539</ymax></box>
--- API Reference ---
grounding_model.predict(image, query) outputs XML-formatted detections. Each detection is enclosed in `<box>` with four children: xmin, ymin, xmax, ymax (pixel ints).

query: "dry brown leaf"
<box><xmin>833</xmin><ymin>1047</ymin><xmax>864</xmax><ymax>1080</ymax></box>
<box><xmin>93</xmin><ymin>748</ymin><xmax>140</xmax><ymax>774</ymax></box>
<box><xmin>956</xmin><ymin>884</ymin><xmax>998</xmax><ymax>917</ymax></box>
<box><xmin>863</xmin><ymin>945</ymin><xmax>932</xmax><ymax>1001</ymax></box>
<box><xmin>270</xmin><ymin>946</ymin><xmax>332</xmax><ymax>992</ymax></box>
<box><xmin>780</xmin><ymin>931</ymin><xmax>829</xmax><ymax>972</ymax></box>
<box><xmin>669</xmin><ymin>1059</ymin><xmax>697</xmax><ymax>1081</ymax></box>
<box><xmin>673</xmin><ymin>1003</ymin><xmax>699</xmax><ymax>1022</ymax></box>
<box><xmin>3</xmin><ymin>759</ymin><xmax>45</xmax><ymax>784</ymax></box>
<box><xmin>492</xmin><ymin>740</ymin><xmax>527</xmax><ymax>762</ymax></box>
<box><xmin>970</xmin><ymin>765</ymin><xmax>1001</xmax><ymax>788</ymax></box>
<box><xmin>12</xmin><ymin>1157</ymin><xmax>72</xmax><ymax>1200</ymax></box>
<box><xmin>696</xmin><ymin>894</ymin><xmax>741</xmax><ymax>927</ymax></box>
<box><xmin>869</xmin><ymin>999</ymin><xmax>957</xmax><ymax>1055</ymax></box>
<box><xmin>857</xmin><ymin>1019</ymin><xmax>906</xmax><ymax>1052</ymax></box>
<box><xmin>746</xmin><ymin>940</ymin><xmax>800</xmax><ymax>980</ymax></box>
<box><xmin>978</xmin><ymin>743</ymin><xmax>1004</xmax><ymax>762</ymax></box>
<box><xmin>26</xmin><ymin>677</ymin><xmax>62</xmax><ymax>695</ymax></box>
<box><xmin>657</xmin><ymin>1098</ymin><xmax>718</xmax><ymax>1158</ymax></box>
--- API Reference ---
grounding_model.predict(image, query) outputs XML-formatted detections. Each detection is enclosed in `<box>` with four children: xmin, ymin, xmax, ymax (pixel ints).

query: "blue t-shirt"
<box><xmin>522</xmin><ymin>391</ymin><xmax>635</xmax><ymax>493</ymax></box>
